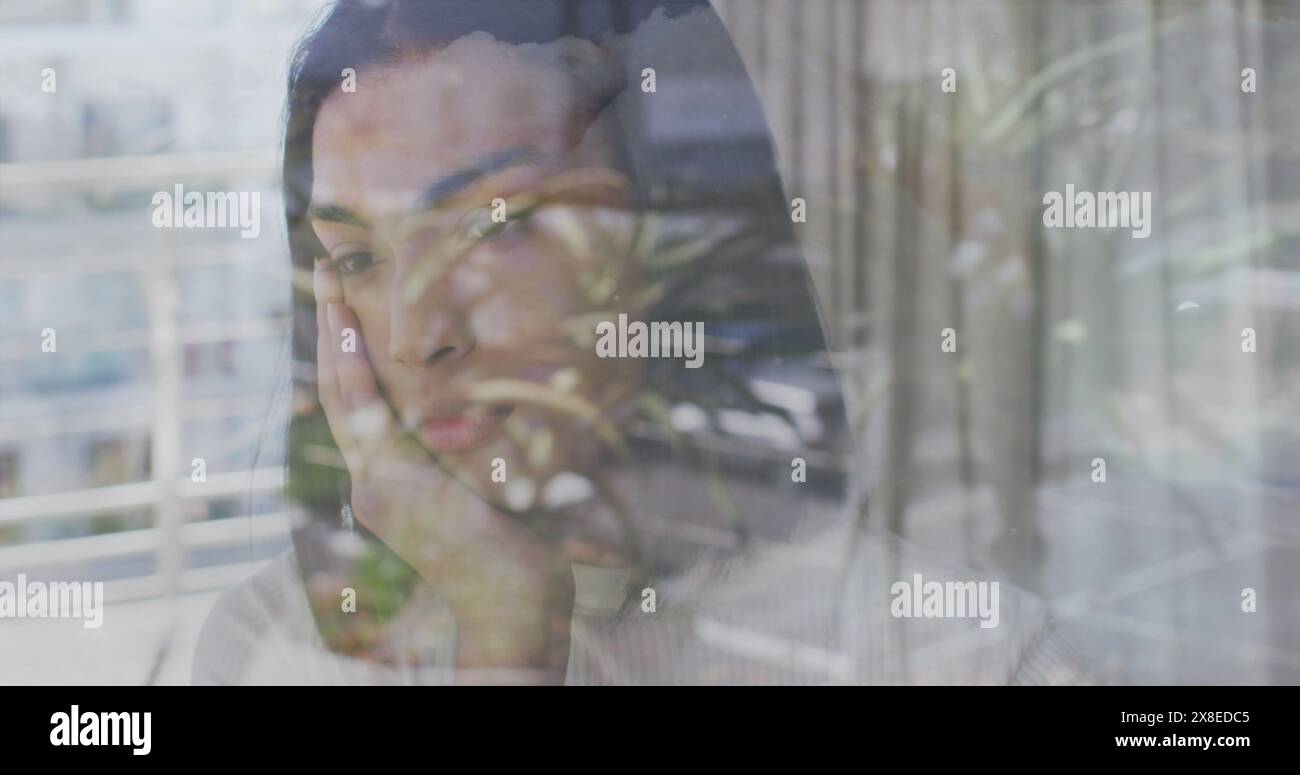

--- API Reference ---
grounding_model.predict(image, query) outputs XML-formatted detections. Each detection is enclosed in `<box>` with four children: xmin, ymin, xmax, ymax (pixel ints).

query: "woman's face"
<box><xmin>309</xmin><ymin>35</ymin><xmax>641</xmax><ymax>509</ymax></box>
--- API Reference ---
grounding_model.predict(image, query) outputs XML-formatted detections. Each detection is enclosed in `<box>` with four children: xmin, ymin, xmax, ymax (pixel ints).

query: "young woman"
<box><xmin>194</xmin><ymin>0</ymin><xmax>1088</xmax><ymax>685</ymax></box>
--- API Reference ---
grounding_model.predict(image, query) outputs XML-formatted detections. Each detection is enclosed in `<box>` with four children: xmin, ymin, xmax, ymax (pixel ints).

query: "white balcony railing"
<box><xmin>1</xmin><ymin>149</ymin><xmax>290</xmax><ymax>605</ymax></box>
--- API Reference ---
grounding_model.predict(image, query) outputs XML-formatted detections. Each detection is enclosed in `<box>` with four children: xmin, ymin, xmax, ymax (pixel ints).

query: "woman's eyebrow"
<box><xmin>307</xmin><ymin>146</ymin><xmax>546</xmax><ymax>229</ymax></box>
<box><xmin>414</xmin><ymin>146</ymin><xmax>544</xmax><ymax>211</ymax></box>
<box><xmin>307</xmin><ymin>202</ymin><xmax>369</xmax><ymax>228</ymax></box>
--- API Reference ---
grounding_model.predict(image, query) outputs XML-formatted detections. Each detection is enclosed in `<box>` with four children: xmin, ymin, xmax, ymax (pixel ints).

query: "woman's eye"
<box><xmin>334</xmin><ymin>250</ymin><xmax>383</xmax><ymax>276</ymax></box>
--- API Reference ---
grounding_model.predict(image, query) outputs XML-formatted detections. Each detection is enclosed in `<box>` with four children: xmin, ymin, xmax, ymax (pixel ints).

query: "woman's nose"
<box><xmin>387</xmin><ymin>275</ymin><xmax>477</xmax><ymax>367</ymax></box>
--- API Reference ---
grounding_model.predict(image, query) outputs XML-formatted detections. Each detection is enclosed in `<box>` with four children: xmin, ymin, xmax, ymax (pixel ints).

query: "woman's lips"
<box><xmin>419</xmin><ymin>405</ymin><xmax>514</xmax><ymax>452</ymax></box>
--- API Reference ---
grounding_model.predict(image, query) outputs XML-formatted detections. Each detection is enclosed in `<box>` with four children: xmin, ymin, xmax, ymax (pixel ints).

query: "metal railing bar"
<box><xmin>0</xmin><ymin>467</ymin><xmax>284</xmax><ymax>524</ymax></box>
<box><xmin>0</xmin><ymin>510</ymin><xmax>289</xmax><ymax>571</ymax></box>
<box><xmin>0</xmin><ymin>149</ymin><xmax>277</xmax><ymax>188</ymax></box>
<box><xmin>0</xmin><ymin>394</ymin><xmax>277</xmax><ymax>443</ymax></box>
<box><xmin>0</xmin><ymin>316</ymin><xmax>289</xmax><ymax>362</ymax></box>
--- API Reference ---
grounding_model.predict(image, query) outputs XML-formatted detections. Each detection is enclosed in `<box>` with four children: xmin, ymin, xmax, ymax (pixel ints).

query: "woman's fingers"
<box><xmin>315</xmin><ymin>260</ymin><xmax>375</xmax><ymax>480</ymax></box>
<box><xmin>330</xmin><ymin>302</ymin><xmax>385</xmax><ymax>416</ymax></box>
<box><xmin>327</xmin><ymin>302</ymin><xmax>391</xmax><ymax>454</ymax></box>
<box><xmin>318</xmin><ymin>285</ymin><xmax>403</xmax><ymax>476</ymax></box>
<box><xmin>314</xmin><ymin>261</ymin><xmax>346</xmax><ymax>441</ymax></box>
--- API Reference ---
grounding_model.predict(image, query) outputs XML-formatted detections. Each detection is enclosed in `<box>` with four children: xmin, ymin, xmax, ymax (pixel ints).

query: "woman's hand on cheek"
<box><xmin>313</xmin><ymin>260</ymin><xmax>575</xmax><ymax>681</ymax></box>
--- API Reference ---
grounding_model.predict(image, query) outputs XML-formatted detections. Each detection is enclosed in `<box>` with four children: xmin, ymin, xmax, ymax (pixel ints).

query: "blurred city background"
<box><xmin>1</xmin><ymin>0</ymin><xmax>1298</xmax><ymax>684</ymax></box>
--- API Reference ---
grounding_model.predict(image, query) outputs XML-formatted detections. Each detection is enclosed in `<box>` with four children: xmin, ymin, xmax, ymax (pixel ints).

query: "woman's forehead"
<box><xmin>310</xmin><ymin>39</ymin><xmax>616</xmax><ymax>218</ymax></box>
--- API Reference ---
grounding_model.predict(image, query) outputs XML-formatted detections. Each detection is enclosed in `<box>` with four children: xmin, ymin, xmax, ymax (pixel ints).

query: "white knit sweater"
<box><xmin>192</xmin><ymin>519</ymin><xmax>1090</xmax><ymax>685</ymax></box>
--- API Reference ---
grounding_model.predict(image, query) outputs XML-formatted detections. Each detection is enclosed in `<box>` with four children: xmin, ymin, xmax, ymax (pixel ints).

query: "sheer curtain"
<box><xmin>718</xmin><ymin>0</ymin><xmax>1300</xmax><ymax>683</ymax></box>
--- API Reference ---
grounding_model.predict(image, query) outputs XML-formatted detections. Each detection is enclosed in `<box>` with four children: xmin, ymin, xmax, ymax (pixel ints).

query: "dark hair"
<box><xmin>279</xmin><ymin>0</ymin><xmax>843</xmax><ymax>652</ymax></box>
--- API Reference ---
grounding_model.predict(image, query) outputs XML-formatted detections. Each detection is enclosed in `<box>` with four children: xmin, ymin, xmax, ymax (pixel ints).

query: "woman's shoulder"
<box><xmin>191</xmin><ymin>550</ymin><xmax>317</xmax><ymax>685</ymax></box>
<box><xmin>662</xmin><ymin>519</ymin><xmax>1092</xmax><ymax>684</ymax></box>
<box><xmin>191</xmin><ymin>549</ymin><xmax>459</xmax><ymax>685</ymax></box>
<box><xmin>833</xmin><ymin>529</ymin><xmax>1092</xmax><ymax>684</ymax></box>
